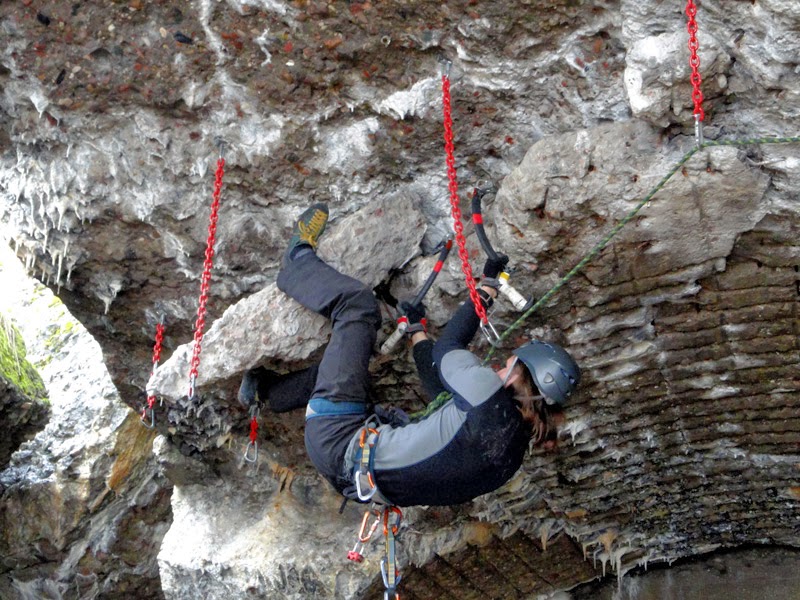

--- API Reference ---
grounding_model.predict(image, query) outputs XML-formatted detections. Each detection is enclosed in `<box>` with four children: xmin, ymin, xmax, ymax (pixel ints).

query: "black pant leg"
<box><xmin>277</xmin><ymin>252</ymin><xmax>380</xmax><ymax>403</ymax></box>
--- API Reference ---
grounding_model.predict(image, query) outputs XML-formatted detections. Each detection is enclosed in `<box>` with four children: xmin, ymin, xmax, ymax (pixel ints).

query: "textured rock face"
<box><xmin>1</xmin><ymin>0</ymin><xmax>799</xmax><ymax>599</ymax></box>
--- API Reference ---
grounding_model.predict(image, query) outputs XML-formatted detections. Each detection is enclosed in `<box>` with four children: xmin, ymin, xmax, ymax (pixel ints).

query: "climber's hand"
<box><xmin>483</xmin><ymin>253</ymin><xmax>509</xmax><ymax>279</ymax></box>
<box><xmin>399</xmin><ymin>300</ymin><xmax>426</xmax><ymax>325</ymax></box>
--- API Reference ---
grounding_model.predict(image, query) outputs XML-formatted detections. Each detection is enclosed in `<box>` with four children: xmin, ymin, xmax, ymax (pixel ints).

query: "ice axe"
<box><xmin>379</xmin><ymin>238</ymin><xmax>453</xmax><ymax>354</ymax></box>
<box><xmin>471</xmin><ymin>186</ymin><xmax>535</xmax><ymax>312</ymax></box>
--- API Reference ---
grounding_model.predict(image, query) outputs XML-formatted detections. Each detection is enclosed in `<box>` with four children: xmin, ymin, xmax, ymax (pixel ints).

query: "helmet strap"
<box><xmin>501</xmin><ymin>356</ymin><xmax>520</xmax><ymax>387</ymax></box>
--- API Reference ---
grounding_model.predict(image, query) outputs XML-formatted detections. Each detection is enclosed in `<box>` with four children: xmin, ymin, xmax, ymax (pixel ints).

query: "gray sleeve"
<box><xmin>439</xmin><ymin>349</ymin><xmax>504</xmax><ymax>409</ymax></box>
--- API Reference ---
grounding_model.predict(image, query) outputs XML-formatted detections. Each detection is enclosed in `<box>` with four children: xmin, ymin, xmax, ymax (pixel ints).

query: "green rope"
<box><xmin>408</xmin><ymin>391</ymin><xmax>453</xmax><ymax>422</ymax></box>
<box><xmin>484</xmin><ymin>135</ymin><xmax>800</xmax><ymax>362</ymax></box>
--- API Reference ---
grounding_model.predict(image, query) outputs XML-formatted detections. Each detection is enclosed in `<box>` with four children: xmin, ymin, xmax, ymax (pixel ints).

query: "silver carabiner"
<box><xmin>187</xmin><ymin>374</ymin><xmax>197</xmax><ymax>402</ymax></box>
<box><xmin>243</xmin><ymin>440</ymin><xmax>258</xmax><ymax>463</ymax></box>
<box><xmin>438</xmin><ymin>56</ymin><xmax>452</xmax><ymax>78</ymax></box>
<box><xmin>694</xmin><ymin>114</ymin><xmax>704</xmax><ymax>148</ymax></box>
<box><xmin>480</xmin><ymin>320</ymin><xmax>502</xmax><ymax>347</ymax></box>
<box><xmin>140</xmin><ymin>405</ymin><xmax>155</xmax><ymax>429</ymax></box>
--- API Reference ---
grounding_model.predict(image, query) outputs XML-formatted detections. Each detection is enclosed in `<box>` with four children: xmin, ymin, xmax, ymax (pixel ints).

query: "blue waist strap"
<box><xmin>305</xmin><ymin>398</ymin><xmax>368</xmax><ymax>420</ymax></box>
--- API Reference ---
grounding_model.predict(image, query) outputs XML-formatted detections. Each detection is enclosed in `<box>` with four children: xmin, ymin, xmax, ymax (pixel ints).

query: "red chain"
<box><xmin>188</xmin><ymin>156</ymin><xmax>225</xmax><ymax>396</ymax></box>
<box><xmin>142</xmin><ymin>321</ymin><xmax>165</xmax><ymax>419</ymax></box>
<box><xmin>685</xmin><ymin>0</ymin><xmax>705</xmax><ymax>121</ymax></box>
<box><xmin>441</xmin><ymin>74</ymin><xmax>488</xmax><ymax>325</ymax></box>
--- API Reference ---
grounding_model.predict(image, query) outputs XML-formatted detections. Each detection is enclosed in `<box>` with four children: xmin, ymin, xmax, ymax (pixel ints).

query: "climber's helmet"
<box><xmin>512</xmin><ymin>340</ymin><xmax>580</xmax><ymax>406</ymax></box>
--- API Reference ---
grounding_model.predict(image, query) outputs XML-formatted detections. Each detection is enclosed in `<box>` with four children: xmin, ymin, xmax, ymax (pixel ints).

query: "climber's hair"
<box><xmin>511</xmin><ymin>363</ymin><xmax>561</xmax><ymax>447</ymax></box>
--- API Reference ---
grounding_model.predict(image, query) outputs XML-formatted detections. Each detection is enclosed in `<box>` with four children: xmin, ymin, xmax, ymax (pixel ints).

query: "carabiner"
<box><xmin>382</xmin><ymin>505</ymin><xmax>403</xmax><ymax>536</ymax></box>
<box><xmin>693</xmin><ymin>113</ymin><xmax>704</xmax><ymax>148</ymax></box>
<box><xmin>480</xmin><ymin>320</ymin><xmax>502</xmax><ymax>347</ymax></box>
<box><xmin>140</xmin><ymin>404</ymin><xmax>155</xmax><ymax>429</ymax></box>
<box><xmin>438</xmin><ymin>55</ymin><xmax>452</xmax><ymax>77</ymax></box>
<box><xmin>215</xmin><ymin>138</ymin><xmax>227</xmax><ymax>160</ymax></box>
<box><xmin>243</xmin><ymin>440</ymin><xmax>258</xmax><ymax>463</ymax></box>
<box><xmin>243</xmin><ymin>405</ymin><xmax>260</xmax><ymax>463</ymax></box>
<box><xmin>187</xmin><ymin>374</ymin><xmax>197</xmax><ymax>402</ymax></box>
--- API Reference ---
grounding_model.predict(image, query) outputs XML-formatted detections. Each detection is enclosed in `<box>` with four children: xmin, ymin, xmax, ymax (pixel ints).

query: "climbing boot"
<box><xmin>284</xmin><ymin>203</ymin><xmax>329</xmax><ymax>265</ymax></box>
<box><xmin>237</xmin><ymin>366</ymin><xmax>272</xmax><ymax>409</ymax></box>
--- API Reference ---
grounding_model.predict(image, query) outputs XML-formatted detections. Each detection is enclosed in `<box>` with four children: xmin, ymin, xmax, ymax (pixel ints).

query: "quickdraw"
<box><xmin>140</xmin><ymin>318</ymin><xmax>165</xmax><ymax>428</ymax></box>
<box><xmin>471</xmin><ymin>186</ymin><xmax>534</xmax><ymax>313</ymax></box>
<box><xmin>380</xmin><ymin>506</ymin><xmax>403</xmax><ymax>600</ymax></box>
<box><xmin>243</xmin><ymin>404</ymin><xmax>259</xmax><ymax>463</ymax></box>
<box><xmin>347</xmin><ymin>506</ymin><xmax>381</xmax><ymax>563</ymax></box>
<box><xmin>345</xmin><ymin>504</ymin><xmax>403</xmax><ymax>600</ymax></box>
<box><xmin>380</xmin><ymin>238</ymin><xmax>453</xmax><ymax>354</ymax></box>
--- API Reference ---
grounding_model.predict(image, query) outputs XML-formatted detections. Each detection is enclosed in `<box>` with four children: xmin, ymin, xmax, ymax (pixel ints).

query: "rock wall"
<box><xmin>0</xmin><ymin>0</ymin><xmax>798</xmax><ymax>598</ymax></box>
<box><xmin>0</xmin><ymin>252</ymin><xmax>170</xmax><ymax>599</ymax></box>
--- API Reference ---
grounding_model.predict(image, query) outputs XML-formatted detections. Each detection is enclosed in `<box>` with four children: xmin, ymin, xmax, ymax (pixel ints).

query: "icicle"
<box><xmin>581</xmin><ymin>540</ymin><xmax>592</xmax><ymax>560</ymax></box>
<box><xmin>539</xmin><ymin>520</ymin><xmax>554</xmax><ymax>551</ymax></box>
<box><xmin>56</xmin><ymin>252</ymin><xmax>63</xmax><ymax>292</ymax></box>
<box><xmin>66</xmin><ymin>264</ymin><xmax>73</xmax><ymax>284</ymax></box>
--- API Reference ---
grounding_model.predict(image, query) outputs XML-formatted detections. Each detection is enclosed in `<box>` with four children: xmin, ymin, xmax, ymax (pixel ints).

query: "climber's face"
<box><xmin>496</xmin><ymin>355</ymin><xmax>521</xmax><ymax>387</ymax></box>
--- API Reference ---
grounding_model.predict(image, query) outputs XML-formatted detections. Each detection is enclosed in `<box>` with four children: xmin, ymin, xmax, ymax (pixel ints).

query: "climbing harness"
<box><xmin>471</xmin><ymin>186</ymin><xmax>534</xmax><ymax>312</ymax></box>
<box><xmin>344</xmin><ymin>422</ymin><xmax>405</xmax><ymax>599</ymax></box>
<box><xmin>380</xmin><ymin>238</ymin><xmax>453</xmax><ymax>354</ymax></box>
<box><xmin>440</xmin><ymin>60</ymin><xmax>500</xmax><ymax>347</ymax></box>
<box><xmin>685</xmin><ymin>0</ymin><xmax>705</xmax><ymax>146</ymax></box>
<box><xmin>243</xmin><ymin>404</ymin><xmax>259</xmax><ymax>462</ymax></box>
<box><xmin>140</xmin><ymin>318</ymin><xmax>165</xmax><ymax>428</ymax></box>
<box><xmin>187</xmin><ymin>143</ymin><xmax>226</xmax><ymax>401</ymax></box>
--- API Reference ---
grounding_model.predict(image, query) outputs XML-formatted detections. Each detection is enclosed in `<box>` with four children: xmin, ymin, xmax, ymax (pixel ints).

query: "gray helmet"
<box><xmin>512</xmin><ymin>340</ymin><xmax>580</xmax><ymax>406</ymax></box>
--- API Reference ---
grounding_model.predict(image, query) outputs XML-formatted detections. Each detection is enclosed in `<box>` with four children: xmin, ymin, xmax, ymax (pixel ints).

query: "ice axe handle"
<box><xmin>381</xmin><ymin>239</ymin><xmax>452</xmax><ymax>355</ymax></box>
<box><xmin>380</xmin><ymin>318</ymin><xmax>408</xmax><ymax>355</ymax></box>
<box><xmin>411</xmin><ymin>238</ymin><xmax>453</xmax><ymax>306</ymax></box>
<box><xmin>471</xmin><ymin>188</ymin><xmax>534</xmax><ymax>313</ymax></box>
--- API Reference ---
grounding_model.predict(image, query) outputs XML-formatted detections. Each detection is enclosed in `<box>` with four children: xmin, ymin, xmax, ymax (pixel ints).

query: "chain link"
<box><xmin>685</xmin><ymin>0</ymin><xmax>705</xmax><ymax>121</ymax></box>
<box><xmin>142</xmin><ymin>320</ymin><xmax>165</xmax><ymax>426</ymax></box>
<box><xmin>441</xmin><ymin>74</ymin><xmax>488</xmax><ymax>325</ymax></box>
<box><xmin>188</xmin><ymin>156</ymin><xmax>226</xmax><ymax>396</ymax></box>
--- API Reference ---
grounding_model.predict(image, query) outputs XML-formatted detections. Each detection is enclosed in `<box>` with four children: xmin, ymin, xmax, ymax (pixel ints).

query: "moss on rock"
<box><xmin>0</xmin><ymin>313</ymin><xmax>47</xmax><ymax>400</ymax></box>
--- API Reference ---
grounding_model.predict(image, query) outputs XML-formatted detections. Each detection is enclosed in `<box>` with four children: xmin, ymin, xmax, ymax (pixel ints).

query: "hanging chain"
<box><xmin>685</xmin><ymin>0</ymin><xmax>705</xmax><ymax>145</ymax></box>
<box><xmin>141</xmin><ymin>320</ymin><xmax>165</xmax><ymax>428</ymax></box>
<box><xmin>188</xmin><ymin>151</ymin><xmax>226</xmax><ymax>398</ymax></box>
<box><xmin>441</xmin><ymin>71</ymin><xmax>488</xmax><ymax>326</ymax></box>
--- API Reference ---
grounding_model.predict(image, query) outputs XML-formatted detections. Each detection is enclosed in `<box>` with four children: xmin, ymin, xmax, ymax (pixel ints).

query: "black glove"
<box><xmin>399</xmin><ymin>300</ymin><xmax>427</xmax><ymax>334</ymax></box>
<box><xmin>483</xmin><ymin>253</ymin><xmax>509</xmax><ymax>279</ymax></box>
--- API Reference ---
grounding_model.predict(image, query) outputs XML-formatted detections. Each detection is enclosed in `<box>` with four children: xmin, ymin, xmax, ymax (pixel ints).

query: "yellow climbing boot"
<box><xmin>284</xmin><ymin>203</ymin><xmax>329</xmax><ymax>264</ymax></box>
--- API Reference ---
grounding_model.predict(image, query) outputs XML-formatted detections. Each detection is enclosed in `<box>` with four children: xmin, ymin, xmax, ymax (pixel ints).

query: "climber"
<box><xmin>238</xmin><ymin>203</ymin><xmax>580</xmax><ymax>507</ymax></box>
